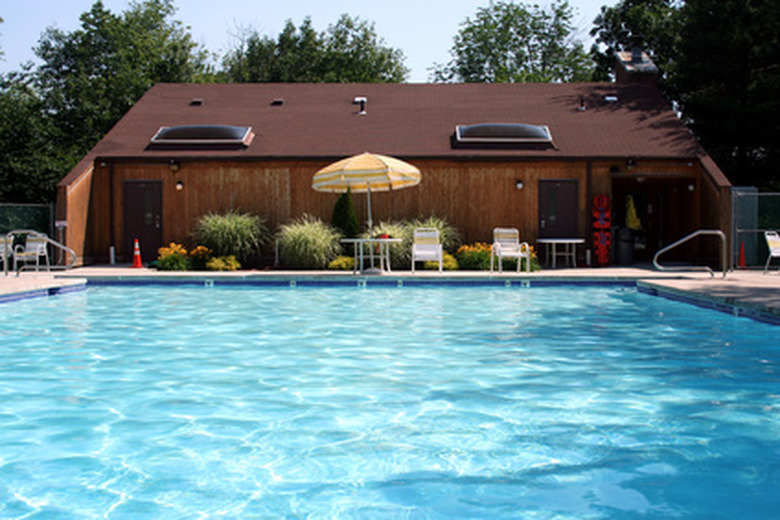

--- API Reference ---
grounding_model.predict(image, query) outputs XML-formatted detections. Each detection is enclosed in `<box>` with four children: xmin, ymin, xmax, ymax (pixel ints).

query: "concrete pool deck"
<box><xmin>2</xmin><ymin>265</ymin><xmax>779</xmax><ymax>323</ymax></box>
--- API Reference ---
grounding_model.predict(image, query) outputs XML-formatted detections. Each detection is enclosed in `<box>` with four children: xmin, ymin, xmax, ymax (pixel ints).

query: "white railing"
<box><xmin>3</xmin><ymin>230</ymin><xmax>77</xmax><ymax>276</ymax></box>
<box><xmin>652</xmin><ymin>229</ymin><xmax>728</xmax><ymax>278</ymax></box>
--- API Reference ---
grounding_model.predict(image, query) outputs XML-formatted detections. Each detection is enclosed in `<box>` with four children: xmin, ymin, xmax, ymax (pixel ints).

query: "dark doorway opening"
<box><xmin>612</xmin><ymin>177</ymin><xmax>699</xmax><ymax>262</ymax></box>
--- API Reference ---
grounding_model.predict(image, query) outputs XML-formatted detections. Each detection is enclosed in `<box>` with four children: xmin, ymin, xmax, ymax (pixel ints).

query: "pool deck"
<box><xmin>2</xmin><ymin>265</ymin><xmax>780</xmax><ymax>323</ymax></box>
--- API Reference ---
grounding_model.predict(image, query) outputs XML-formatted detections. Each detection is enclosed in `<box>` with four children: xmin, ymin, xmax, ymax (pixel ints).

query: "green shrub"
<box><xmin>193</xmin><ymin>210</ymin><xmax>269</xmax><ymax>267</ymax></box>
<box><xmin>327</xmin><ymin>255</ymin><xmax>355</xmax><ymax>270</ymax></box>
<box><xmin>331</xmin><ymin>188</ymin><xmax>360</xmax><ymax>238</ymax></box>
<box><xmin>206</xmin><ymin>255</ymin><xmax>240</xmax><ymax>271</ymax></box>
<box><xmin>155</xmin><ymin>242</ymin><xmax>190</xmax><ymax>271</ymax></box>
<box><xmin>277</xmin><ymin>214</ymin><xmax>342</xmax><ymax>268</ymax></box>
<box><xmin>455</xmin><ymin>242</ymin><xmax>492</xmax><ymax>270</ymax></box>
<box><xmin>500</xmin><ymin>257</ymin><xmax>540</xmax><ymax>272</ymax></box>
<box><xmin>424</xmin><ymin>252</ymin><xmax>458</xmax><ymax>270</ymax></box>
<box><xmin>455</xmin><ymin>242</ymin><xmax>542</xmax><ymax>271</ymax></box>
<box><xmin>188</xmin><ymin>245</ymin><xmax>213</xmax><ymax>271</ymax></box>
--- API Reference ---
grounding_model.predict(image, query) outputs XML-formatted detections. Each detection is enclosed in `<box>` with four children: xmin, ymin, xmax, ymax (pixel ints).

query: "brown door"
<box><xmin>539</xmin><ymin>180</ymin><xmax>578</xmax><ymax>238</ymax></box>
<box><xmin>124</xmin><ymin>181</ymin><xmax>162</xmax><ymax>263</ymax></box>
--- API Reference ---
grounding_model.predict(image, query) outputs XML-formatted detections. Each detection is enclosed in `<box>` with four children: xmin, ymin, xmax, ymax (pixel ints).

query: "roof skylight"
<box><xmin>150</xmin><ymin>125</ymin><xmax>254</xmax><ymax>147</ymax></box>
<box><xmin>454</xmin><ymin>123</ymin><xmax>553</xmax><ymax>146</ymax></box>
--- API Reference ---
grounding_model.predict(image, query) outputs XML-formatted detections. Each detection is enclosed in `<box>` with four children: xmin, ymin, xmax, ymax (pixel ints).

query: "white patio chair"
<box><xmin>490</xmin><ymin>227</ymin><xmax>531</xmax><ymax>273</ymax></box>
<box><xmin>411</xmin><ymin>228</ymin><xmax>443</xmax><ymax>273</ymax></box>
<box><xmin>14</xmin><ymin>234</ymin><xmax>50</xmax><ymax>272</ymax></box>
<box><xmin>763</xmin><ymin>231</ymin><xmax>780</xmax><ymax>274</ymax></box>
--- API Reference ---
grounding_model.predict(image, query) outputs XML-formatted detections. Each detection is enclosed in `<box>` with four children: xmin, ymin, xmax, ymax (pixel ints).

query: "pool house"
<box><xmin>57</xmin><ymin>52</ymin><xmax>731</xmax><ymax>266</ymax></box>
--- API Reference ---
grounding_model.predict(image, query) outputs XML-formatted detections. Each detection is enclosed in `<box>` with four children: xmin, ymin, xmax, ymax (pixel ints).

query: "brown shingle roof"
<box><xmin>90</xmin><ymin>82</ymin><xmax>705</xmax><ymax>161</ymax></box>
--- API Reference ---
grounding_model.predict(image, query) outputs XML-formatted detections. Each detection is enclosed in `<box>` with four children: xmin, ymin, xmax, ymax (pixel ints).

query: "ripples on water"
<box><xmin>0</xmin><ymin>286</ymin><xmax>778</xmax><ymax>518</ymax></box>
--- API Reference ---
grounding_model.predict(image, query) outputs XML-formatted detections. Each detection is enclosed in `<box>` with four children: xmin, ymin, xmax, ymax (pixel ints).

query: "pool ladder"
<box><xmin>652</xmin><ymin>229</ymin><xmax>728</xmax><ymax>278</ymax></box>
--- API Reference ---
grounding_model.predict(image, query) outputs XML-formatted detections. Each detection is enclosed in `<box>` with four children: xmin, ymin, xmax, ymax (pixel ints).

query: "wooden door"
<box><xmin>538</xmin><ymin>180</ymin><xmax>578</xmax><ymax>238</ymax></box>
<box><xmin>123</xmin><ymin>181</ymin><xmax>162</xmax><ymax>263</ymax></box>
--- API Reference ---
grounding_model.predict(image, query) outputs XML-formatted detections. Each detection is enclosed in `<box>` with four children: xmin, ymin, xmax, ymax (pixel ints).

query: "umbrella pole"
<box><xmin>366</xmin><ymin>182</ymin><xmax>373</xmax><ymax>236</ymax></box>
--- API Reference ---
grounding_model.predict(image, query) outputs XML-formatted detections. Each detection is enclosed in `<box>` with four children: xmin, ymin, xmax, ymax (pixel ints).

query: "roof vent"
<box><xmin>189</xmin><ymin>98</ymin><xmax>204</xmax><ymax>106</ymax></box>
<box><xmin>604</xmin><ymin>95</ymin><xmax>619</xmax><ymax>103</ymax></box>
<box><xmin>353</xmin><ymin>96</ymin><xmax>367</xmax><ymax>115</ymax></box>
<box><xmin>453</xmin><ymin>123</ymin><xmax>554</xmax><ymax>149</ymax></box>
<box><xmin>271</xmin><ymin>98</ymin><xmax>285</xmax><ymax>106</ymax></box>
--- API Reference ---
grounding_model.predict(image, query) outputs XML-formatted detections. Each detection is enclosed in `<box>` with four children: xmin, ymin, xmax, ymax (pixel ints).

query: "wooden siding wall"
<box><xmin>79</xmin><ymin>157</ymin><xmax>708</xmax><ymax>263</ymax></box>
<box><xmin>56</xmin><ymin>163</ymin><xmax>94</xmax><ymax>265</ymax></box>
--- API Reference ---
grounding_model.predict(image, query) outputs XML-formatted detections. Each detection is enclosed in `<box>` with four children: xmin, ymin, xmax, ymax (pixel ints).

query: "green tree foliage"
<box><xmin>34</xmin><ymin>0</ymin><xmax>212</xmax><ymax>154</ymax></box>
<box><xmin>589</xmin><ymin>0</ymin><xmax>681</xmax><ymax>82</ymax></box>
<box><xmin>222</xmin><ymin>19</ymin><xmax>323</xmax><ymax>82</ymax></box>
<box><xmin>670</xmin><ymin>0</ymin><xmax>780</xmax><ymax>188</ymax></box>
<box><xmin>222</xmin><ymin>14</ymin><xmax>408</xmax><ymax>83</ymax></box>
<box><xmin>0</xmin><ymin>1</ymin><xmax>212</xmax><ymax>203</ymax></box>
<box><xmin>433</xmin><ymin>0</ymin><xmax>593</xmax><ymax>83</ymax></box>
<box><xmin>0</xmin><ymin>77</ymin><xmax>73</xmax><ymax>203</ymax></box>
<box><xmin>331</xmin><ymin>188</ymin><xmax>360</xmax><ymax>238</ymax></box>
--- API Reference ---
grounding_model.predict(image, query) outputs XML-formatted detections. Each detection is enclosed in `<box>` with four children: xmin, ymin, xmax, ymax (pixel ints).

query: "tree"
<box><xmin>34</xmin><ymin>0</ymin><xmax>212</xmax><ymax>153</ymax></box>
<box><xmin>321</xmin><ymin>15</ymin><xmax>408</xmax><ymax>82</ymax></box>
<box><xmin>222</xmin><ymin>14</ymin><xmax>407</xmax><ymax>83</ymax></box>
<box><xmin>0</xmin><ymin>77</ymin><xmax>71</xmax><ymax>203</ymax></box>
<box><xmin>0</xmin><ymin>1</ymin><xmax>212</xmax><ymax>203</ymax></box>
<box><xmin>669</xmin><ymin>0</ymin><xmax>780</xmax><ymax>187</ymax></box>
<box><xmin>433</xmin><ymin>0</ymin><xmax>593</xmax><ymax>83</ymax></box>
<box><xmin>222</xmin><ymin>19</ymin><xmax>323</xmax><ymax>83</ymax></box>
<box><xmin>331</xmin><ymin>188</ymin><xmax>360</xmax><ymax>239</ymax></box>
<box><xmin>589</xmin><ymin>0</ymin><xmax>682</xmax><ymax>82</ymax></box>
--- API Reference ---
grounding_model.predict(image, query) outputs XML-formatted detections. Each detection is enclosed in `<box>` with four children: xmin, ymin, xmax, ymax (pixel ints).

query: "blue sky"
<box><xmin>0</xmin><ymin>0</ymin><xmax>616</xmax><ymax>82</ymax></box>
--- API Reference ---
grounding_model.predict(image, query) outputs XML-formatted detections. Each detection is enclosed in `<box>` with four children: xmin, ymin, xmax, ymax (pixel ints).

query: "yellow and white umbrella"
<box><xmin>312</xmin><ymin>152</ymin><xmax>421</xmax><ymax>230</ymax></box>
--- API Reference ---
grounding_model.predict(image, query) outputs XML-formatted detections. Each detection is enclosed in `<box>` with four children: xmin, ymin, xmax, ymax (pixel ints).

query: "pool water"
<box><xmin>0</xmin><ymin>286</ymin><xmax>778</xmax><ymax>518</ymax></box>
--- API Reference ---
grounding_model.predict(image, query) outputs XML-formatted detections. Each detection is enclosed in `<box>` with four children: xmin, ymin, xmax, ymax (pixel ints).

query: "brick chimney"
<box><xmin>615</xmin><ymin>47</ymin><xmax>659</xmax><ymax>85</ymax></box>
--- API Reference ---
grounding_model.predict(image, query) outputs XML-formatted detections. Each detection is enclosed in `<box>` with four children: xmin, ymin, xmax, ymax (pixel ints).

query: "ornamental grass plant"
<box><xmin>408</xmin><ymin>215</ymin><xmax>461</xmax><ymax>253</ymax></box>
<box><xmin>365</xmin><ymin>220</ymin><xmax>410</xmax><ymax>269</ymax></box>
<box><xmin>193</xmin><ymin>210</ymin><xmax>269</xmax><ymax>267</ymax></box>
<box><xmin>277</xmin><ymin>214</ymin><xmax>342</xmax><ymax>269</ymax></box>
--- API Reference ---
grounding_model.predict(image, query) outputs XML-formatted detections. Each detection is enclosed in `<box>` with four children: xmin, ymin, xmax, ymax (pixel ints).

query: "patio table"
<box><xmin>340</xmin><ymin>237</ymin><xmax>402</xmax><ymax>274</ymax></box>
<box><xmin>537</xmin><ymin>238</ymin><xmax>585</xmax><ymax>268</ymax></box>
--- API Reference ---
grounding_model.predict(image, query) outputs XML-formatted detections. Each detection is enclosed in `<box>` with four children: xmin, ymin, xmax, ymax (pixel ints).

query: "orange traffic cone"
<box><xmin>132</xmin><ymin>239</ymin><xmax>143</xmax><ymax>268</ymax></box>
<box><xmin>738</xmin><ymin>241</ymin><xmax>746</xmax><ymax>268</ymax></box>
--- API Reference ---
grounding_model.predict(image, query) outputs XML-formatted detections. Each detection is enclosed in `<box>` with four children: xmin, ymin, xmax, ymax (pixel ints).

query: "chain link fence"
<box><xmin>732</xmin><ymin>188</ymin><xmax>780</xmax><ymax>268</ymax></box>
<box><xmin>0</xmin><ymin>203</ymin><xmax>54</xmax><ymax>236</ymax></box>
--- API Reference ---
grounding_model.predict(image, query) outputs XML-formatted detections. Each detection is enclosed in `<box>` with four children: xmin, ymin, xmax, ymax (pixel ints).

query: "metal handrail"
<box><xmin>3</xmin><ymin>230</ymin><xmax>77</xmax><ymax>276</ymax></box>
<box><xmin>652</xmin><ymin>229</ymin><xmax>728</xmax><ymax>278</ymax></box>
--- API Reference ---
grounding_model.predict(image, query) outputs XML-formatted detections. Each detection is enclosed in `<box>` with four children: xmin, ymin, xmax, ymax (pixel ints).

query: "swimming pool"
<box><xmin>0</xmin><ymin>285</ymin><xmax>778</xmax><ymax>518</ymax></box>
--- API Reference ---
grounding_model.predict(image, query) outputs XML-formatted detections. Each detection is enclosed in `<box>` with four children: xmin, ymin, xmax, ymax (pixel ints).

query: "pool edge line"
<box><xmin>637</xmin><ymin>280</ymin><xmax>780</xmax><ymax>326</ymax></box>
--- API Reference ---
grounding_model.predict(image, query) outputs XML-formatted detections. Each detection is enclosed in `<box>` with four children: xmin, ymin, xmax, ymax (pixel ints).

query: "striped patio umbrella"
<box><xmin>312</xmin><ymin>152</ymin><xmax>421</xmax><ymax>231</ymax></box>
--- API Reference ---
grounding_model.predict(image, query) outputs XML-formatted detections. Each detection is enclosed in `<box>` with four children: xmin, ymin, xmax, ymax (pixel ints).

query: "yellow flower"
<box><xmin>157</xmin><ymin>242</ymin><xmax>187</xmax><ymax>259</ymax></box>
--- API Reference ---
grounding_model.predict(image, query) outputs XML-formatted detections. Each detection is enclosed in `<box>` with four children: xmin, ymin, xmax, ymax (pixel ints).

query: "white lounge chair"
<box><xmin>764</xmin><ymin>231</ymin><xmax>780</xmax><ymax>274</ymax></box>
<box><xmin>14</xmin><ymin>234</ymin><xmax>50</xmax><ymax>272</ymax></box>
<box><xmin>490</xmin><ymin>227</ymin><xmax>531</xmax><ymax>273</ymax></box>
<box><xmin>411</xmin><ymin>228</ymin><xmax>443</xmax><ymax>273</ymax></box>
